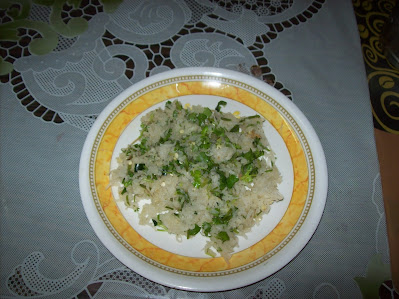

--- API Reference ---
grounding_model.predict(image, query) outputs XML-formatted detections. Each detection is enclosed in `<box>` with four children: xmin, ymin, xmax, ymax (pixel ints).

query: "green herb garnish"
<box><xmin>230</xmin><ymin>124</ymin><xmax>240</xmax><ymax>132</ymax></box>
<box><xmin>134</xmin><ymin>163</ymin><xmax>146</xmax><ymax>172</ymax></box>
<box><xmin>226</xmin><ymin>174</ymin><xmax>239</xmax><ymax>189</ymax></box>
<box><xmin>190</xmin><ymin>169</ymin><xmax>202</xmax><ymax>188</ymax></box>
<box><xmin>216</xmin><ymin>231</ymin><xmax>230</xmax><ymax>242</ymax></box>
<box><xmin>159</xmin><ymin>128</ymin><xmax>172</xmax><ymax>144</ymax></box>
<box><xmin>202</xmin><ymin>222</ymin><xmax>212</xmax><ymax>237</ymax></box>
<box><xmin>215</xmin><ymin>100</ymin><xmax>227</xmax><ymax>112</ymax></box>
<box><xmin>187</xmin><ymin>224</ymin><xmax>201</xmax><ymax>239</ymax></box>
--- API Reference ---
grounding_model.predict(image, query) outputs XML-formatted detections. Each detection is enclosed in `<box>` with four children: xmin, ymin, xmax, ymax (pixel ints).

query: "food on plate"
<box><xmin>111</xmin><ymin>100</ymin><xmax>283</xmax><ymax>260</ymax></box>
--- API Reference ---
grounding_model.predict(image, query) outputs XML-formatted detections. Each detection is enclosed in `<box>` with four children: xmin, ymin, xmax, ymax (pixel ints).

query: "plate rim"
<box><xmin>79</xmin><ymin>67</ymin><xmax>328</xmax><ymax>292</ymax></box>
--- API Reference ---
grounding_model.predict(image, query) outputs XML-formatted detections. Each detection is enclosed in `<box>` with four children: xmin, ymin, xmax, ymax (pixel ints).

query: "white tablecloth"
<box><xmin>0</xmin><ymin>0</ymin><xmax>390</xmax><ymax>298</ymax></box>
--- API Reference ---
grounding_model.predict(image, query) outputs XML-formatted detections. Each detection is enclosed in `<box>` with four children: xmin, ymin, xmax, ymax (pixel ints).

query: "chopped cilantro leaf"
<box><xmin>203</xmin><ymin>107</ymin><xmax>212</xmax><ymax>117</ymax></box>
<box><xmin>127</xmin><ymin>165</ymin><xmax>134</xmax><ymax>177</ymax></box>
<box><xmin>187</xmin><ymin>224</ymin><xmax>201</xmax><ymax>239</ymax></box>
<box><xmin>216</xmin><ymin>231</ymin><xmax>230</xmax><ymax>242</ymax></box>
<box><xmin>226</xmin><ymin>174</ymin><xmax>239</xmax><ymax>189</ymax></box>
<box><xmin>213</xmin><ymin>127</ymin><xmax>225</xmax><ymax>136</ymax></box>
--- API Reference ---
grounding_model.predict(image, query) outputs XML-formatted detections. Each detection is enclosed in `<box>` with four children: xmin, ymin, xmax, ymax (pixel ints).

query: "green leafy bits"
<box><xmin>215</xmin><ymin>100</ymin><xmax>227</xmax><ymax>112</ymax></box>
<box><xmin>187</xmin><ymin>224</ymin><xmax>201</xmax><ymax>239</ymax></box>
<box><xmin>113</xmin><ymin>99</ymin><xmax>282</xmax><ymax>260</ymax></box>
<box><xmin>216</xmin><ymin>231</ymin><xmax>230</xmax><ymax>242</ymax></box>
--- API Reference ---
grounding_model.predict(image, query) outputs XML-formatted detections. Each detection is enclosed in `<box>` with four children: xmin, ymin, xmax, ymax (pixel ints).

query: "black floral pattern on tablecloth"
<box><xmin>353</xmin><ymin>0</ymin><xmax>399</xmax><ymax>134</ymax></box>
<box><xmin>0</xmin><ymin>0</ymin><xmax>325</xmax><ymax>131</ymax></box>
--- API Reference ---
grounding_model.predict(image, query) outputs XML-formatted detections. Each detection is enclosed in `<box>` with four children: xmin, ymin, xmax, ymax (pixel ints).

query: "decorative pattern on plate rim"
<box><xmin>88</xmin><ymin>75</ymin><xmax>315</xmax><ymax>276</ymax></box>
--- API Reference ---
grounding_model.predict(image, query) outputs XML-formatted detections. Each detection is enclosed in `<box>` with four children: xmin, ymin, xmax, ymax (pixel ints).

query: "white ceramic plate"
<box><xmin>79</xmin><ymin>67</ymin><xmax>327</xmax><ymax>292</ymax></box>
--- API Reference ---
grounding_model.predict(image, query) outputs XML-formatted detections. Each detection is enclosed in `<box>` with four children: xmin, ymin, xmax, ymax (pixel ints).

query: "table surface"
<box><xmin>0</xmin><ymin>0</ymin><xmax>395</xmax><ymax>298</ymax></box>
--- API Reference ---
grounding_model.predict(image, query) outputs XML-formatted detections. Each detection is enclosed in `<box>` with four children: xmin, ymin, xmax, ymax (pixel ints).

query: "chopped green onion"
<box><xmin>197</xmin><ymin>152</ymin><xmax>213</xmax><ymax>169</ymax></box>
<box><xmin>197</xmin><ymin>113</ymin><xmax>208</xmax><ymax>126</ymax></box>
<box><xmin>201</xmin><ymin>125</ymin><xmax>209</xmax><ymax>136</ymax></box>
<box><xmin>188</xmin><ymin>112</ymin><xmax>197</xmax><ymax>122</ymax></box>
<box><xmin>230</xmin><ymin>125</ymin><xmax>239</xmax><ymax>132</ymax></box>
<box><xmin>199</xmin><ymin>136</ymin><xmax>211</xmax><ymax>149</ymax></box>
<box><xmin>134</xmin><ymin>163</ymin><xmax>146</xmax><ymax>172</ymax></box>
<box><xmin>241</xmin><ymin>163</ymin><xmax>259</xmax><ymax>183</ymax></box>
<box><xmin>175</xmin><ymin>101</ymin><xmax>183</xmax><ymax>110</ymax></box>
<box><xmin>230</xmin><ymin>227</ymin><xmax>239</xmax><ymax>233</ymax></box>
<box><xmin>213</xmin><ymin>127</ymin><xmax>225</xmax><ymax>136</ymax></box>
<box><xmin>215</xmin><ymin>100</ymin><xmax>227</xmax><ymax>112</ymax></box>
<box><xmin>217</xmin><ymin>170</ymin><xmax>227</xmax><ymax>190</ymax></box>
<box><xmin>210</xmin><ymin>188</ymin><xmax>223</xmax><ymax>199</ymax></box>
<box><xmin>242</xmin><ymin>149</ymin><xmax>264</xmax><ymax>163</ymax></box>
<box><xmin>122</xmin><ymin>177</ymin><xmax>133</xmax><ymax>187</ymax></box>
<box><xmin>190</xmin><ymin>169</ymin><xmax>202</xmax><ymax>188</ymax></box>
<box><xmin>153</xmin><ymin>214</ymin><xmax>168</xmax><ymax>231</ymax></box>
<box><xmin>212</xmin><ymin>207</ymin><xmax>237</xmax><ymax>225</ymax></box>
<box><xmin>216</xmin><ymin>231</ymin><xmax>230</xmax><ymax>242</ymax></box>
<box><xmin>205</xmin><ymin>248</ymin><xmax>216</xmax><ymax>257</ymax></box>
<box><xmin>159</xmin><ymin>128</ymin><xmax>172</xmax><ymax>144</ymax></box>
<box><xmin>133</xmin><ymin>137</ymin><xmax>148</xmax><ymax>154</ymax></box>
<box><xmin>127</xmin><ymin>165</ymin><xmax>134</xmax><ymax>177</ymax></box>
<box><xmin>202</xmin><ymin>222</ymin><xmax>212</xmax><ymax>237</ymax></box>
<box><xmin>176</xmin><ymin>188</ymin><xmax>190</xmax><ymax>210</ymax></box>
